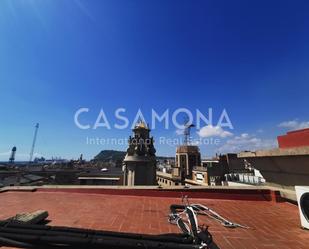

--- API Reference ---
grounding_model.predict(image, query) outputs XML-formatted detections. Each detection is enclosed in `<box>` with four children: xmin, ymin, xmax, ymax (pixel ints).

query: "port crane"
<box><xmin>9</xmin><ymin>146</ymin><xmax>17</xmax><ymax>163</ymax></box>
<box><xmin>29</xmin><ymin>123</ymin><xmax>39</xmax><ymax>163</ymax></box>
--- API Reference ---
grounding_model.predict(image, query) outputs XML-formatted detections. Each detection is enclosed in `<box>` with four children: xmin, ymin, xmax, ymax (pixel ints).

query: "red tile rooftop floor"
<box><xmin>0</xmin><ymin>189</ymin><xmax>308</xmax><ymax>249</ymax></box>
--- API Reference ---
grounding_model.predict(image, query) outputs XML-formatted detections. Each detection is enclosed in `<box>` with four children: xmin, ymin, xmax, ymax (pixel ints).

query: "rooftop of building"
<box><xmin>282</xmin><ymin>128</ymin><xmax>309</xmax><ymax>135</ymax></box>
<box><xmin>77</xmin><ymin>167</ymin><xmax>123</xmax><ymax>177</ymax></box>
<box><xmin>176</xmin><ymin>145</ymin><xmax>200</xmax><ymax>153</ymax></box>
<box><xmin>0</xmin><ymin>185</ymin><xmax>308</xmax><ymax>249</ymax></box>
<box><xmin>238</xmin><ymin>146</ymin><xmax>309</xmax><ymax>157</ymax></box>
<box><xmin>0</xmin><ymin>174</ymin><xmax>45</xmax><ymax>187</ymax></box>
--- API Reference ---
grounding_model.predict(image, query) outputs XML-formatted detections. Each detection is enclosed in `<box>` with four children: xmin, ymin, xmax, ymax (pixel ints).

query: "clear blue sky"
<box><xmin>0</xmin><ymin>0</ymin><xmax>309</xmax><ymax>161</ymax></box>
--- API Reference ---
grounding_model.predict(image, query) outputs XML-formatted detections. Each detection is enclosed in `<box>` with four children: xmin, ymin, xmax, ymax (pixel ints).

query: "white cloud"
<box><xmin>197</xmin><ymin>125</ymin><xmax>233</xmax><ymax>138</ymax></box>
<box><xmin>217</xmin><ymin>133</ymin><xmax>277</xmax><ymax>153</ymax></box>
<box><xmin>175</xmin><ymin>129</ymin><xmax>184</xmax><ymax>135</ymax></box>
<box><xmin>278</xmin><ymin>120</ymin><xmax>309</xmax><ymax>130</ymax></box>
<box><xmin>190</xmin><ymin>140</ymin><xmax>201</xmax><ymax>146</ymax></box>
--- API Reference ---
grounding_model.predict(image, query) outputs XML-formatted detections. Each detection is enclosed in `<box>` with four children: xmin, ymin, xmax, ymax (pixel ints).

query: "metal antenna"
<box><xmin>29</xmin><ymin>123</ymin><xmax>39</xmax><ymax>163</ymax></box>
<box><xmin>183</xmin><ymin>117</ymin><xmax>195</xmax><ymax>145</ymax></box>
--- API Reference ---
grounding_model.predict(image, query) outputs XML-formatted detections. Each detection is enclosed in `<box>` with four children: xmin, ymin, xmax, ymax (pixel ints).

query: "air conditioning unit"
<box><xmin>295</xmin><ymin>186</ymin><xmax>309</xmax><ymax>229</ymax></box>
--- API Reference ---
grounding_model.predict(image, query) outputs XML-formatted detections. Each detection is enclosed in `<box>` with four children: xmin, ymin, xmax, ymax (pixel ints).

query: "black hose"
<box><xmin>0</xmin><ymin>232</ymin><xmax>201</xmax><ymax>249</ymax></box>
<box><xmin>0</xmin><ymin>203</ymin><xmax>221</xmax><ymax>249</ymax></box>
<box><xmin>0</xmin><ymin>224</ymin><xmax>199</xmax><ymax>249</ymax></box>
<box><xmin>0</xmin><ymin>222</ymin><xmax>192</xmax><ymax>244</ymax></box>
<box><xmin>0</xmin><ymin>236</ymin><xmax>34</xmax><ymax>248</ymax></box>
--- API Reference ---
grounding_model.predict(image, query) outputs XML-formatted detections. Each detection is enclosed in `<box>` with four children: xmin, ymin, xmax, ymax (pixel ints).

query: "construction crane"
<box><xmin>29</xmin><ymin>123</ymin><xmax>39</xmax><ymax>163</ymax></box>
<box><xmin>183</xmin><ymin>117</ymin><xmax>195</xmax><ymax>145</ymax></box>
<box><xmin>9</xmin><ymin>146</ymin><xmax>17</xmax><ymax>164</ymax></box>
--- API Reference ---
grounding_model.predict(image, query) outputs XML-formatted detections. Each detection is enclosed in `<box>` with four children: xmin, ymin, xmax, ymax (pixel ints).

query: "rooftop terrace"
<box><xmin>0</xmin><ymin>186</ymin><xmax>308</xmax><ymax>249</ymax></box>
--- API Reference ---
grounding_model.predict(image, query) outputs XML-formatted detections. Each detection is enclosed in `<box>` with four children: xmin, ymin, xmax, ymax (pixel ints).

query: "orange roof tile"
<box><xmin>0</xmin><ymin>188</ymin><xmax>308</xmax><ymax>249</ymax></box>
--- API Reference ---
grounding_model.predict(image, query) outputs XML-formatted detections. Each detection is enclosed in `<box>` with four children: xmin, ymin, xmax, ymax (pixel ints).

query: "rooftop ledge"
<box><xmin>238</xmin><ymin>146</ymin><xmax>309</xmax><ymax>157</ymax></box>
<box><xmin>0</xmin><ymin>185</ymin><xmax>288</xmax><ymax>202</ymax></box>
<box><xmin>0</xmin><ymin>185</ymin><xmax>307</xmax><ymax>249</ymax></box>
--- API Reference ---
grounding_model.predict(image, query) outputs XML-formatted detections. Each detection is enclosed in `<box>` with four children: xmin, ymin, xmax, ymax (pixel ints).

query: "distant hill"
<box><xmin>93</xmin><ymin>150</ymin><xmax>174</xmax><ymax>162</ymax></box>
<box><xmin>94</xmin><ymin>150</ymin><xmax>126</xmax><ymax>162</ymax></box>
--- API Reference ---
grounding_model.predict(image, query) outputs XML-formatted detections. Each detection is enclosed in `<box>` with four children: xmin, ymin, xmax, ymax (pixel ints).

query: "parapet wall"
<box><xmin>0</xmin><ymin>185</ymin><xmax>283</xmax><ymax>202</ymax></box>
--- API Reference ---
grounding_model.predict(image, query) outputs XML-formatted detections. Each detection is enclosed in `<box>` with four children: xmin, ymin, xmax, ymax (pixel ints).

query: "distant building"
<box><xmin>156</xmin><ymin>171</ymin><xmax>180</xmax><ymax>187</ymax></box>
<box><xmin>219</xmin><ymin>153</ymin><xmax>246</xmax><ymax>173</ymax></box>
<box><xmin>239</xmin><ymin>146</ymin><xmax>309</xmax><ymax>187</ymax></box>
<box><xmin>277</xmin><ymin>128</ymin><xmax>309</xmax><ymax>148</ymax></box>
<box><xmin>238</xmin><ymin>128</ymin><xmax>309</xmax><ymax>188</ymax></box>
<box><xmin>123</xmin><ymin>121</ymin><xmax>157</xmax><ymax>186</ymax></box>
<box><xmin>238</xmin><ymin>129</ymin><xmax>309</xmax><ymax>189</ymax></box>
<box><xmin>192</xmin><ymin>166</ymin><xmax>208</xmax><ymax>185</ymax></box>
<box><xmin>201</xmin><ymin>159</ymin><xmax>221</xmax><ymax>186</ymax></box>
<box><xmin>0</xmin><ymin>173</ymin><xmax>45</xmax><ymax>187</ymax></box>
<box><xmin>196</xmin><ymin>154</ymin><xmax>246</xmax><ymax>186</ymax></box>
<box><xmin>78</xmin><ymin>167</ymin><xmax>123</xmax><ymax>185</ymax></box>
<box><xmin>172</xmin><ymin>145</ymin><xmax>201</xmax><ymax>184</ymax></box>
